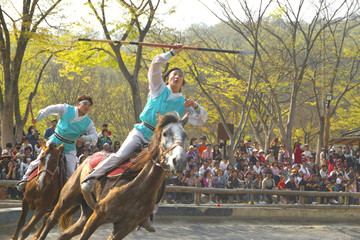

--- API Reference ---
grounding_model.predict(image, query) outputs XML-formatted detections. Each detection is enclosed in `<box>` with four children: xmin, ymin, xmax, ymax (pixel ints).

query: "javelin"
<box><xmin>77</xmin><ymin>38</ymin><xmax>253</xmax><ymax>55</ymax></box>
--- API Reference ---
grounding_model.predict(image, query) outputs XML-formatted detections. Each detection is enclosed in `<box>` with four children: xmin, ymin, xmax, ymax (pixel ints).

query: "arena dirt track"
<box><xmin>1</xmin><ymin>217</ymin><xmax>360</xmax><ymax>240</ymax></box>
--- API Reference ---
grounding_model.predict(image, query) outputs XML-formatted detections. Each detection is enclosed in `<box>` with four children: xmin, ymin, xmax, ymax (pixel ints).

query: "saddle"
<box><xmin>88</xmin><ymin>152</ymin><xmax>137</xmax><ymax>178</ymax></box>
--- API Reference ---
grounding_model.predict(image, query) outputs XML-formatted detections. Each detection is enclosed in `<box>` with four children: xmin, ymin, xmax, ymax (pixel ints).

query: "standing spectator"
<box><xmin>330</xmin><ymin>180</ymin><xmax>339</xmax><ymax>204</ymax></box>
<box><xmin>212</xmin><ymin>144</ymin><xmax>222</xmax><ymax>162</ymax></box>
<box><xmin>100</xmin><ymin>129</ymin><xmax>112</xmax><ymax>148</ymax></box>
<box><xmin>44</xmin><ymin>119</ymin><xmax>57</xmax><ymax>140</ymax></box>
<box><xmin>271</xmin><ymin>161</ymin><xmax>281</xmax><ymax>186</ymax></box>
<box><xmin>198</xmin><ymin>135</ymin><xmax>207</xmax><ymax>156</ymax></box>
<box><xmin>344</xmin><ymin>146</ymin><xmax>353</xmax><ymax>170</ymax></box>
<box><xmin>262</xmin><ymin>170</ymin><xmax>276</xmax><ymax>203</ymax></box>
<box><xmin>320</xmin><ymin>164</ymin><xmax>328</xmax><ymax>179</ymax></box>
<box><xmin>19</xmin><ymin>157</ymin><xmax>29</xmax><ymax>179</ymax></box>
<box><xmin>201</xmin><ymin>144</ymin><xmax>213</xmax><ymax>162</ymax></box>
<box><xmin>253</xmin><ymin>161</ymin><xmax>262</xmax><ymax>177</ymax></box>
<box><xmin>24</xmin><ymin>146</ymin><xmax>34</xmax><ymax>164</ymax></box>
<box><xmin>293</xmin><ymin>142</ymin><xmax>304</xmax><ymax>165</ymax></box>
<box><xmin>328</xmin><ymin>148</ymin><xmax>336</xmax><ymax>173</ymax></box>
<box><xmin>303</xmin><ymin>144</ymin><xmax>312</xmax><ymax>162</ymax></box>
<box><xmin>34</xmin><ymin>138</ymin><xmax>44</xmax><ymax>158</ymax></box>
<box><xmin>2</xmin><ymin>142</ymin><xmax>14</xmax><ymax>157</ymax></box>
<box><xmin>186</xmin><ymin>145</ymin><xmax>197</xmax><ymax>167</ymax></box>
<box><xmin>26</xmin><ymin>126</ymin><xmax>39</xmax><ymax>153</ymax></box>
<box><xmin>355</xmin><ymin>148</ymin><xmax>360</xmax><ymax>172</ymax></box>
<box><xmin>237</xmin><ymin>140</ymin><xmax>247</xmax><ymax>153</ymax></box>
<box><xmin>278</xmin><ymin>144</ymin><xmax>290</xmax><ymax>165</ymax></box>
<box><xmin>319</xmin><ymin>148</ymin><xmax>327</xmax><ymax>166</ymax></box>
<box><xmin>214</xmin><ymin>170</ymin><xmax>227</xmax><ymax>203</ymax></box>
<box><xmin>97</xmin><ymin>123</ymin><xmax>109</xmax><ymax>139</ymax></box>
<box><xmin>77</xmin><ymin>148</ymin><xmax>90</xmax><ymax>168</ymax></box>
<box><xmin>258</xmin><ymin>150</ymin><xmax>265</xmax><ymax>163</ymax></box>
<box><xmin>265</xmin><ymin>150</ymin><xmax>275</xmax><ymax>165</ymax></box>
<box><xmin>249</xmin><ymin>149</ymin><xmax>259</xmax><ymax>165</ymax></box>
<box><xmin>270</xmin><ymin>137</ymin><xmax>280</xmax><ymax>160</ymax></box>
<box><xmin>198</xmin><ymin>161</ymin><xmax>211</xmax><ymax>178</ymax></box>
<box><xmin>21</xmin><ymin>137</ymin><xmax>33</xmax><ymax>154</ymax></box>
<box><xmin>211</xmin><ymin>161</ymin><xmax>221</xmax><ymax>176</ymax></box>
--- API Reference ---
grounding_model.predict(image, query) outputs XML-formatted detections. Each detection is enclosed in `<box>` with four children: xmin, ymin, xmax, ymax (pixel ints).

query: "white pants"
<box><xmin>21</xmin><ymin>147</ymin><xmax>77</xmax><ymax>181</ymax></box>
<box><xmin>86</xmin><ymin>128</ymin><xmax>149</xmax><ymax>180</ymax></box>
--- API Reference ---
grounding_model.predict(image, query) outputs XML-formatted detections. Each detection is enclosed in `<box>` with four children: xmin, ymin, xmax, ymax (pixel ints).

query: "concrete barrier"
<box><xmin>2</xmin><ymin>204</ymin><xmax>360</xmax><ymax>225</ymax></box>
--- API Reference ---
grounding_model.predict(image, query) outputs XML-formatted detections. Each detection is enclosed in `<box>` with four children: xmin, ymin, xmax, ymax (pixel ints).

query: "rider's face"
<box><xmin>78</xmin><ymin>101</ymin><xmax>91</xmax><ymax>115</ymax></box>
<box><xmin>167</xmin><ymin>70</ymin><xmax>184</xmax><ymax>93</ymax></box>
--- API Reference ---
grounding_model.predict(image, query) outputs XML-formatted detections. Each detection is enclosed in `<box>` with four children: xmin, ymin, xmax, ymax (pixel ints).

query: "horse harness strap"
<box><xmin>158</xmin><ymin>142</ymin><xmax>183</xmax><ymax>168</ymax></box>
<box><xmin>142</xmin><ymin>121</ymin><xmax>155</xmax><ymax>132</ymax></box>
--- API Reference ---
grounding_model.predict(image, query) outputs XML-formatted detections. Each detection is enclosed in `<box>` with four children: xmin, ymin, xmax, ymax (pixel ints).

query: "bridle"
<box><xmin>37</xmin><ymin>152</ymin><xmax>64</xmax><ymax>186</ymax></box>
<box><xmin>157</xmin><ymin>142</ymin><xmax>183</xmax><ymax>169</ymax></box>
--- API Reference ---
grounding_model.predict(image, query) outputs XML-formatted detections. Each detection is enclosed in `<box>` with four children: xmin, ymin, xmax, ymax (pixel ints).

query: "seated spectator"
<box><xmin>77</xmin><ymin>148</ymin><xmax>91</xmax><ymax>168</ymax></box>
<box><xmin>44</xmin><ymin>119</ymin><xmax>57</xmax><ymax>140</ymax></box>
<box><xmin>167</xmin><ymin>174</ymin><xmax>184</xmax><ymax>203</ymax></box>
<box><xmin>319</xmin><ymin>177</ymin><xmax>331</xmax><ymax>204</ymax></box>
<box><xmin>2</xmin><ymin>142</ymin><xmax>14</xmax><ymax>157</ymax></box>
<box><xmin>285</xmin><ymin>174</ymin><xmax>299</xmax><ymax>204</ymax></box>
<box><xmin>227</xmin><ymin>169</ymin><xmax>243</xmax><ymax>203</ymax></box>
<box><xmin>244</xmin><ymin>172</ymin><xmax>254</xmax><ymax>203</ymax></box>
<box><xmin>224</xmin><ymin>163</ymin><xmax>233</xmax><ymax>179</ymax></box>
<box><xmin>278</xmin><ymin>175</ymin><xmax>287</xmax><ymax>204</ymax></box>
<box><xmin>258</xmin><ymin>150</ymin><xmax>265</xmax><ymax>163</ymax></box>
<box><xmin>103</xmin><ymin>143</ymin><xmax>110</xmax><ymax>152</ymax></box>
<box><xmin>306</xmin><ymin>174</ymin><xmax>320</xmax><ymax>204</ymax></box>
<box><xmin>329</xmin><ymin>180</ymin><xmax>339</xmax><ymax>204</ymax></box>
<box><xmin>320</xmin><ymin>164</ymin><xmax>328</xmax><ymax>179</ymax></box>
<box><xmin>100</xmin><ymin>129</ymin><xmax>112</xmax><ymax>148</ymax></box>
<box><xmin>198</xmin><ymin>161</ymin><xmax>211</xmax><ymax>178</ymax></box>
<box><xmin>4</xmin><ymin>161</ymin><xmax>21</xmax><ymax>199</ymax></box>
<box><xmin>299</xmin><ymin>160</ymin><xmax>311</xmax><ymax>177</ymax></box>
<box><xmin>262</xmin><ymin>170</ymin><xmax>276</xmax><ymax>203</ymax></box>
<box><xmin>113</xmin><ymin>141</ymin><xmax>121</xmax><ymax>152</ymax></box>
<box><xmin>253</xmin><ymin>161</ymin><xmax>262</xmax><ymax>177</ymax></box>
<box><xmin>183</xmin><ymin>169</ymin><xmax>196</xmax><ymax>204</ymax></box>
<box><xmin>219</xmin><ymin>156</ymin><xmax>229</xmax><ymax>172</ymax></box>
<box><xmin>211</xmin><ymin>161</ymin><xmax>221</xmax><ymax>176</ymax></box>
<box><xmin>214</xmin><ymin>170</ymin><xmax>227</xmax><ymax>203</ymax></box>
<box><xmin>349</xmin><ymin>178</ymin><xmax>358</xmax><ymax>205</ymax></box>
<box><xmin>21</xmin><ymin>137</ymin><xmax>33</xmax><ymax>154</ymax></box>
<box><xmin>202</xmin><ymin>169</ymin><xmax>215</xmax><ymax>203</ymax></box>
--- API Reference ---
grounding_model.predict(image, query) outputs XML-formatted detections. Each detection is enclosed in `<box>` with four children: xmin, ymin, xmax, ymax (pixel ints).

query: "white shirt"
<box><xmin>36</xmin><ymin>104</ymin><xmax>98</xmax><ymax>146</ymax></box>
<box><xmin>148</xmin><ymin>52</ymin><xmax>208</xmax><ymax>126</ymax></box>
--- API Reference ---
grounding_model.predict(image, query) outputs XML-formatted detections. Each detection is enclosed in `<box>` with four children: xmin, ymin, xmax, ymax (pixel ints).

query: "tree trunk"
<box><xmin>316</xmin><ymin>116</ymin><xmax>325</xmax><ymax>165</ymax></box>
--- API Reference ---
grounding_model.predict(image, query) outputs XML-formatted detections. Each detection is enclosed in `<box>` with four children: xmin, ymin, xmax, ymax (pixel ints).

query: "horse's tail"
<box><xmin>59</xmin><ymin>205</ymin><xmax>80</xmax><ymax>230</ymax></box>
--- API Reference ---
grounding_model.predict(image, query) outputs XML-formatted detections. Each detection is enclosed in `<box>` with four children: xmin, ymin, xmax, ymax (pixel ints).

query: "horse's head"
<box><xmin>37</xmin><ymin>143</ymin><xmax>64</xmax><ymax>191</ymax></box>
<box><xmin>154</xmin><ymin>112</ymin><xmax>188</xmax><ymax>174</ymax></box>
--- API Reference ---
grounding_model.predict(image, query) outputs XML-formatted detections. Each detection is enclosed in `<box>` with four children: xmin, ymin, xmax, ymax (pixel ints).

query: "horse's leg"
<box><xmin>59</xmin><ymin>203</ymin><xmax>93</xmax><ymax>240</ymax></box>
<box><xmin>20</xmin><ymin>209</ymin><xmax>47</xmax><ymax>240</ymax></box>
<box><xmin>11</xmin><ymin>199</ymin><xmax>29</xmax><ymax>240</ymax></box>
<box><xmin>32</xmin><ymin>212</ymin><xmax>51</xmax><ymax>240</ymax></box>
<box><xmin>108</xmin><ymin>221</ymin><xmax>135</xmax><ymax>240</ymax></box>
<box><xmin>78</xmin><ymin>211</ymin><xmax>105</xmax><ymax>240</ymax></box>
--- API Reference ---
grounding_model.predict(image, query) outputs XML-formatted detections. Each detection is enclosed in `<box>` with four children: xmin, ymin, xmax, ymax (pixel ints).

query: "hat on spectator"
<box><xmin>103</xmin><ymin>143</ymin><xmax>109</xmax><ymax>147</ymax></box>
<box><xmin>0</xmin><ymin>153</ymin><xmax>12</xmax><ymax>160</ymax></box>
<box><xmin>253</xmin><ymin>149</ymin><xmax>258</xmax><ymax>152</ymax></box>
<box><xmin>6</xmin><ymin>142</ymin><xmax>12</xmax><ymax>148</ymax></box>
<box><xmin>265</xmin><ymin>170</ymin><xmax>272</xmax><ymax>174</ymax></box>
<box><xmin>259</xmin><ymin>149</ymin><xmax>264</xmax><ymax>153</ymax></box>
<box><xmin>200</xmin><ymin>135</ymin><xmax>207</xmax><ymax>140</ymax></box>
<box><xmin>330</xmin><ymin>148</ymin><xmax>335</xmax><ymax>152</ymax></box>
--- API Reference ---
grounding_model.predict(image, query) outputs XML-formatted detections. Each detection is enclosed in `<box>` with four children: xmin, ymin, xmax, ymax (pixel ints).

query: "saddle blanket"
<box><xmin>28</xmin><ymin>168</ymin><xmax>38</xmax><ymax>181</ymax></box>
<box><xmin>88</xmin><ymin>152</ymin><xmax>132</xmax><ymax>178</ymax></box>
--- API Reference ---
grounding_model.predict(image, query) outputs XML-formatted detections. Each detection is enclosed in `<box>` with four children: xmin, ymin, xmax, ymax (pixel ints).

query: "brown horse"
<box><xmin>11</xmin><ymin>143</ymin><xmax>64</xmax><ymax>240</ymax></box>
<box><xmin>36</xmin><ymin>112</ymin><xmax>189</xmax><ymax>240</ymax></box>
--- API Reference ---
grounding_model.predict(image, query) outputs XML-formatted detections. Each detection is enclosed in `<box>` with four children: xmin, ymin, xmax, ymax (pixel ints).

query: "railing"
<box><xmin>2</xmin><ymin>180</ymin><xmax>360</xmax><ymax>206</ymax></box>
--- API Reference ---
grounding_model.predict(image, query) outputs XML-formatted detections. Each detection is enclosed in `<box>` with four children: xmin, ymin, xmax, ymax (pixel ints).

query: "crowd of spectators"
<box><xmin>0</xmin><ymin>121</ymin><xmax>121</xmax><ymax>200</ymax></box>
<box><xmin>1</xmin><ymin>120</ymin><xmax>360</xmax><ymax>206</ymax></box>
<box><xmin>163</xmin><ymin>136</ymin><xmax>360</xmax><ymax>205</ymax></box>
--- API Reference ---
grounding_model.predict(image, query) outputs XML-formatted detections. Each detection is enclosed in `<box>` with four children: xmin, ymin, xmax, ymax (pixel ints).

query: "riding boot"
<box><xmin>80</xmin><ymin>178</ymin><xmax>96</xmax><ymax>193</ymax></box>
<box><xmin>16</xmin><ymin>180</ymin><xmax>27</xmax><ymax>192</ymax></box>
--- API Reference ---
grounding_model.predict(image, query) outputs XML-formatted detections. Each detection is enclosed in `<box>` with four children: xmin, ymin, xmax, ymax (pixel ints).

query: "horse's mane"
<box><xmin>120</xmin><ymin>112</ymin><xmax>181</xmax><ymax>180</ymax></box>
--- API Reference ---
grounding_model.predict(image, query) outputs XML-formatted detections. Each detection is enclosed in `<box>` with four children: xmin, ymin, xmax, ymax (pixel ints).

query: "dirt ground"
<box><xmin>1</xmin><ymin>217</ymin><xmax>360</xmax><ymax>240</ymax></box>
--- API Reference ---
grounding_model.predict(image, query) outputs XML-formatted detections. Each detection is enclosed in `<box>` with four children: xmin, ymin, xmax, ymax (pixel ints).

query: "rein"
<box><xmin>157</xmin><ymin>142</ymin><xmax>183</xmax><ymax>169</ymax></box>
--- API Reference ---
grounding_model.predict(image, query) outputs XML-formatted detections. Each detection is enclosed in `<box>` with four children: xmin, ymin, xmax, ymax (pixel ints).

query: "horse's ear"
<box><xmin>57</xmin><ymin>144</ymin><xmax>64</xmax><ymax>152</ymax></box>
<box><xmin>156</xmin><ymin>112</ymin><xmax>163</xmax><ymax>121</ymax></box>
<box><xmin>180</xmin><ymin>112</ymin><xmax>189</xmax><ymax>127</ymax></box>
